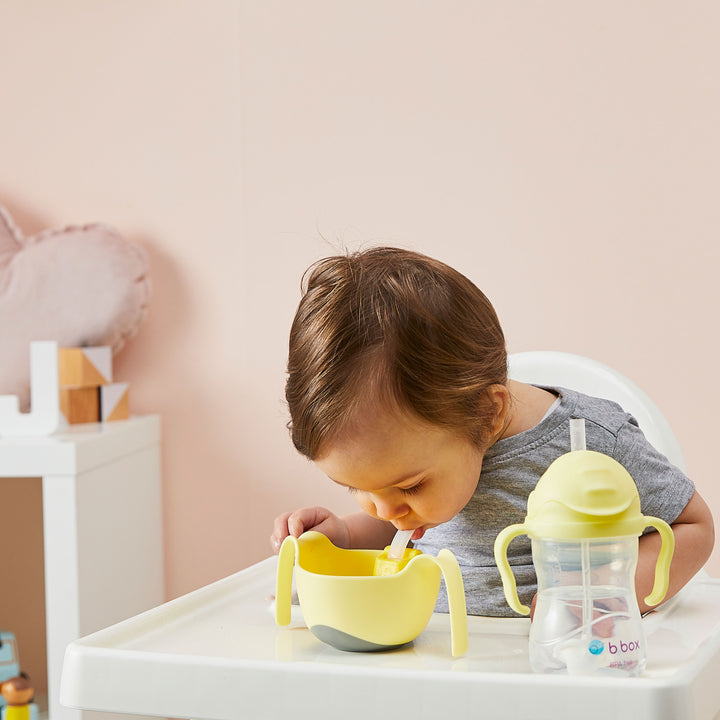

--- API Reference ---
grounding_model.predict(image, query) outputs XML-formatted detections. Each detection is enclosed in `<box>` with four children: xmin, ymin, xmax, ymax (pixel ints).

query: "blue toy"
<box><xmin>0</xmin><ymin>632</ymin><xmax>38</xmax><ymax>720</ymax></box>
<box><xmin>0</xmin><ymin>633</ymin><xmax>20</xmax><ymax>692</ymax></box>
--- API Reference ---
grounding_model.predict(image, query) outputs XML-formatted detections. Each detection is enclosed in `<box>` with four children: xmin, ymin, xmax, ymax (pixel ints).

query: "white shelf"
<box><xmin>0</xmin><ymin>415</ymin><xmax>161</xmax><ymax>475</ymax></box>
<box><xmin>0</xmin><ymin>416</ymin><xmax>164</xmax><ymax>720</ymax></box>
<box><xmin>61</xmin><ymin>557</ymin><xmax>720</xmax><ymax>720</ymax></box>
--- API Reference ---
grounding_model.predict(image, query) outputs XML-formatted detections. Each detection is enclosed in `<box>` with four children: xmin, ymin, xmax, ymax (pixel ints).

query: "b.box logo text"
<box><xmin>608</xmin><ymin>639</ymin><xmax>640</xmax><ymax>654</ymax></box>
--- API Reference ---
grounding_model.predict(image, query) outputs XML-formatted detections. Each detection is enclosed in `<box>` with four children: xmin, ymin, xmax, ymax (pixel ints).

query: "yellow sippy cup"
<box><xmin>493</xmin><ymin>420</ymin><xmax>675</xmax><ymax>676</ymax></box>
<box><xmin>276</xmin><ymin>531</ymin><xmax>468</xmax><ymax>656</ymax></box>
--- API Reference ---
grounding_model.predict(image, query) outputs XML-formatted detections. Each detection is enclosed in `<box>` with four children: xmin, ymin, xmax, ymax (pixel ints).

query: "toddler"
<box><xmin>271</xmin><ymin>247</ymin><xmax>714</xmax><ymax>615</ymax></box>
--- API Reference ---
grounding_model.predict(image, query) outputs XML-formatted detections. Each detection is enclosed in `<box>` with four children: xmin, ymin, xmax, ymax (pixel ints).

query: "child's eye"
<box><xmin>346</xmin><ymin>486</ymin><xmax>359</xmax><ymax>495</ymax></box>
<box><xmin>400</xmin><ymin>481</ymin><xmax>425</xmax><ymax>496</ymax></box>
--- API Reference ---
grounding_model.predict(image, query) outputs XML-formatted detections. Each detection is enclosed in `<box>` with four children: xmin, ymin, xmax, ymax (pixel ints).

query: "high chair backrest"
<box><xmin>508</xmin><ymin>351</ymin><xmax>686</xmax><ymax>472</ymax></box>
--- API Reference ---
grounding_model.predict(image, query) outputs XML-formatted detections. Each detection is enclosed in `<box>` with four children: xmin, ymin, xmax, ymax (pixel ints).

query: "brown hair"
<box><xmin>286</xmin><ymin>247</ymin><xmax>507</xmax><ymax>458</ymax></box>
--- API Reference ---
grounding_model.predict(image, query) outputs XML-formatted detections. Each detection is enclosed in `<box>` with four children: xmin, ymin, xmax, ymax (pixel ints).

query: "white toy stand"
<box><xmin>0</xmin><ymin>342</ymin><xmax>60</xmax><ymax>437</ymax></box>
<box><xmin>0</xmin><ymin>416</ymin><xmax>164</xmax><ymax>720</ymax></box>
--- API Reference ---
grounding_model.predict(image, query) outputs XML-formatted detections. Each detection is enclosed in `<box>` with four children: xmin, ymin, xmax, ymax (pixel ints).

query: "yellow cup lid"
<box><xmin>524</xmin><ymin>450</ymin><xmax>647</xmax><ymax>539</ymax></box>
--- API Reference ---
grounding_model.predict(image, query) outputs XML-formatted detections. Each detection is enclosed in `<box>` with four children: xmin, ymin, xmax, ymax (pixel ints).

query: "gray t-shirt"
<box><xmin>413</xmin><ymin>386</ymin><xmax>695</xmax><ymax>617</ymax></box>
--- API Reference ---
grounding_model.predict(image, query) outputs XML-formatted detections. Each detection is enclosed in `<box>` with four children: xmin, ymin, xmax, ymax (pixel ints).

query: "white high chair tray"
<box><xmin>61</xmin><ymin>558</ymin><xmax>720</xmax><ymax>720</ymax></box>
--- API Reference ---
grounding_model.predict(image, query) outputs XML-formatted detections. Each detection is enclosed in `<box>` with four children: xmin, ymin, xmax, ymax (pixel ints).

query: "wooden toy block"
<box><xmin>99</xmin><ymin>382</ymin><xmax>129</xmax><ymax>422</ymax></box>
<box><xmin>58</xmin><ymin>347</ymin><xmax>112</xmax><ymax>388</ymax></box>
<box><xmin>59</xmin><ymin>386</ymin><xmax>100</xmax><ymax>424</ymax></box>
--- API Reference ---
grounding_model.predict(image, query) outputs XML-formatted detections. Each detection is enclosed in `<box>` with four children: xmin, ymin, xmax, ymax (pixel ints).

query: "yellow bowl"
<box><xmin>276</xmin><ymin>531</ymin><xmax>467</xmax><ymax>656</ymax></box>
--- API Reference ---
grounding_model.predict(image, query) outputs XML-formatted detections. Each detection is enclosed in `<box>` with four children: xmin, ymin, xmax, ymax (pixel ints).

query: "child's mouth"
<box><xmin>411</xmin><ymin>527</ymin><xmax>426</xmax><ymax>541</ymax></box>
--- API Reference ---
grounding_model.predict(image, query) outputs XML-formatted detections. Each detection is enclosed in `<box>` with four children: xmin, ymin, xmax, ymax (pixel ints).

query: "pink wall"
<box><xmin>1</xmin><ymin>1</ymin><xmax>718</xmax><ymax>686</ymax></box>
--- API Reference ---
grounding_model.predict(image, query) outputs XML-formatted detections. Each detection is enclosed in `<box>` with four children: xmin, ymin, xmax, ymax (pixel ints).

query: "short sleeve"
<box><xmin>612</xmin><ymin>416</ymin><xmax>695</xmax><ymax>525</ymax></box>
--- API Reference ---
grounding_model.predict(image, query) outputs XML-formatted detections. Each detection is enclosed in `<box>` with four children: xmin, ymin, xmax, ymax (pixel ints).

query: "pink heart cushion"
<box><xmin>0</xmin><ymin>204</ymin><xmax>150</xmax><ymax>411</ymax></box>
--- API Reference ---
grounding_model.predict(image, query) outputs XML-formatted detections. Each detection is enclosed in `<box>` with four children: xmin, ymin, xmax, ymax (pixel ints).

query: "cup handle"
<box><xmin>642</xmin><ymin>516</ymin><xmax>676</xmax><ymax>607</ymax></box>
<box><xmin>493</xmin><ymin>523</ymin><xmax>531</xmax><ymax>615</ymax></box>
<box><xmin>433</xmin><ymin>550</ymin><xmax>468</xmax><ymax>657</ymax></box>
<box><xmin>275</xmin><ymin>536</ymin><xmax>298</xmax><ymax>626</ymax></box>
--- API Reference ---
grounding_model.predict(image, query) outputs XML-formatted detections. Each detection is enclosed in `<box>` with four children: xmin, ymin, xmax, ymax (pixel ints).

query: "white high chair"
<box><xmin>60</xmin><ymin>353</ymin><xmax>720</xmax><ymax>720</ymax></box>
<box><xmin>508</xmin><ymin>350</ymin><xmax>686</xmax><ymax>471</ymax></box>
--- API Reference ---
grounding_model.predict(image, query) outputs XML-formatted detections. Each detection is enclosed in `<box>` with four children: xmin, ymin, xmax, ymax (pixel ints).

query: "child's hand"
<box><xmin>270</xmin><ymin>506</ymin><xmax>351</xmax><ymax>553</ymax></box>
<box><xmin>530</xmin><ymin>591</ymin><xmax>622</xmax><ymax>638</ymax></box>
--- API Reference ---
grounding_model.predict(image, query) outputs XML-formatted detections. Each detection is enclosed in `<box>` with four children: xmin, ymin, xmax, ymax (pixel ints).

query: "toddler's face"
<box><xmin>315</xmin><ymin>407</ymin><xmax>485</xmax><ymax>541</ymax></box>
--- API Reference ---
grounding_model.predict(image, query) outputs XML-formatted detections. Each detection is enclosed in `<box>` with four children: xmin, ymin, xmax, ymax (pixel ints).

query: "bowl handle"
<box><xmin>433</xmin><ymin>550</ymin><xmax>468</xmax><ymax>657</ymax></box>
<box><xmin>275</xmin><ymin>536</ymin><xmax>298</xmax><ymax>626</ymax></box>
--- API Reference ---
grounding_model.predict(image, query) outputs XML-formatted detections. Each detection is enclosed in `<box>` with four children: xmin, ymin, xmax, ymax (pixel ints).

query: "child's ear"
<box><xmin>486</xmin><ymin>383</ymin><xmax>511</xmax><ymax>437</ymax></box>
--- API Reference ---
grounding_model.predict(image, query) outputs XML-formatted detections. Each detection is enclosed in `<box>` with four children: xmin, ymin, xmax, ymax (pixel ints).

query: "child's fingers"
<box><xmin>270</xmin><ymin>512</ymin><xmax>293</xmax><ymax>552</ymax></box>
<box><xmin>564</xmin><ymin>597</ymin><xmax>627</xmax><ymax>638</ymax></box>
<box><xmin>287</xmin><ymin>506</ymin><xmax>331</xmax><ymax>536</ymax></box>
<box><xmin>287</xmin><ymin>512</ymin><xmax>309</xmax><ymax>538</ymax></box>
<box><xmin>270</xmin><ymin>507</ymin><xmax>334</xmax><ymax>553</ymax></box>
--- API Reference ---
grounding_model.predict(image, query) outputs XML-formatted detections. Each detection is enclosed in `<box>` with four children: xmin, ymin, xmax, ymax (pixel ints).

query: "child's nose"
<box><xmin>372</xmin><ymin>493</ymin><xmax>409</xmax><ymax>521</ymax></box>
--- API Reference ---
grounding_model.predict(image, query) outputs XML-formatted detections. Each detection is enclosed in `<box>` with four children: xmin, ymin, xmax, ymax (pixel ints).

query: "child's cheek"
<box><xmin>355</xmin><ymin>494</ymin><xmax>375</xmax><ymax>516</ymax></box>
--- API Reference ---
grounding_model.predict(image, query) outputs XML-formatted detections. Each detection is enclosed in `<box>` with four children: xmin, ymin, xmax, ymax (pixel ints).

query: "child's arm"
<box><xmin>271</xmin><ymin>507</ymin><xmax>396</xmax><ymax>553</ymax></box>
<box><xmin>636</xmin><ymin>489</ymin><xmax>715</xmax><ymax>614</ymax></box>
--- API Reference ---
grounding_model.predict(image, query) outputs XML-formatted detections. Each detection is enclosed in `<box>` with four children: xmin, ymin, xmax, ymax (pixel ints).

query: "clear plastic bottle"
<box><xmin>529</xmin><ymin>537</ymin><xmax>645</xmax><ymax>676</ymax></box>
<box><xmin>494</xmin><ymin>432</ymin><xmax>675</xmax><ymax>677</ymax></box>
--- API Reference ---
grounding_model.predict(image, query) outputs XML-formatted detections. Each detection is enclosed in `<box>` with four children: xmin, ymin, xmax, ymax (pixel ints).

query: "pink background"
<box><xmin>1</xmin><ymin>0</ymin><xmax>718</xmax><ymax>694</ymax></box>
